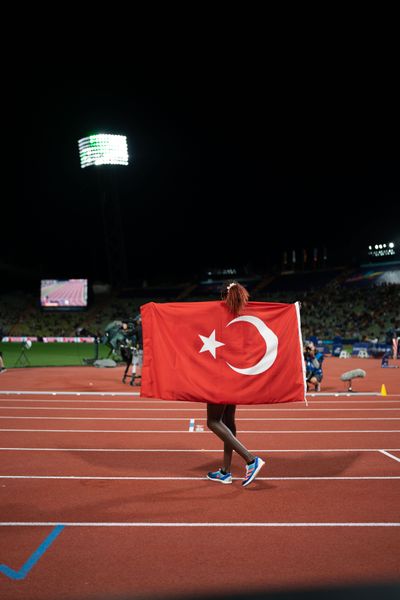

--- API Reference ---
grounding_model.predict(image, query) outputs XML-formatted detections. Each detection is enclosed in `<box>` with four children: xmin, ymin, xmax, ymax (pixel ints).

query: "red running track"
<box><xmin>0</xmin><ymin>359</ymin><xmax>399</xmax><ymax>600</ymax></box>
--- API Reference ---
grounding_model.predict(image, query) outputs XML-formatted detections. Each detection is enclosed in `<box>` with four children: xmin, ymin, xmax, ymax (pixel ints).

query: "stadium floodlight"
<box><xmin>368</xmin><ymin>241</ymin><xmax>396</xmax><ymax>258</ymax></box>
<box><xmin>78</xmin><ymin>134</ymin><xmax>129</xmax><ymax>168</ymax></box>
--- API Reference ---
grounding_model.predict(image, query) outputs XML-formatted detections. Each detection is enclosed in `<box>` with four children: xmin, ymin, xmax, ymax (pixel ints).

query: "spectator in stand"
<box><xmin>304</xmin><ymin>342</ymin><xmax>324</xmax><ymax>391</ymax></box>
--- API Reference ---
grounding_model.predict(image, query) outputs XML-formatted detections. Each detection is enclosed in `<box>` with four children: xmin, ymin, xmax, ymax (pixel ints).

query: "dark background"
<box><xmin>2</xmin><ymin>71</ymin><xmax>399</xmax><ymax>287</ymax></box>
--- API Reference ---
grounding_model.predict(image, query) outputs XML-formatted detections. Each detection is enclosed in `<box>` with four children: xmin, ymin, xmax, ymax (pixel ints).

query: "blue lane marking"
<box><xmin>0</xmin><ymin>525</ymin><xmax>65</xmax><ymax>580</ymax></box>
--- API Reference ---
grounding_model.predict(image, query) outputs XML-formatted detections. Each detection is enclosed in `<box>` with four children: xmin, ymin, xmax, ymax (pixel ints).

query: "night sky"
<box><xmin>2</xmin><ymin>74</ymin><xmax>399</xmax><ymax>288</ymax></box>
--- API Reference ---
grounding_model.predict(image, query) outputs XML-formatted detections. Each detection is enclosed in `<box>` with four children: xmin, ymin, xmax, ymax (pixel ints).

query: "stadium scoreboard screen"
<box><xmin>41</xmin><ymin>279</ymin><xmax>88</xmax><ymax>310</ymax></box>
<box><xmin>78</xmin><ymin>134</ymin><xmax>129</xmax><ymax>168</ymax></box>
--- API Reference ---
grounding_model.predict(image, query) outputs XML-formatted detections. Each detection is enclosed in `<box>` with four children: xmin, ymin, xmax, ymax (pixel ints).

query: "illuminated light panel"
<box><xmin>78</xmin><ymin>134</ymin><xmax>129</xmax><ymax>168</ymax></box>
<box><xmin>368</xmin><ymin>241</ymin><xmax>396</xmax><ymax>257</ymax></box>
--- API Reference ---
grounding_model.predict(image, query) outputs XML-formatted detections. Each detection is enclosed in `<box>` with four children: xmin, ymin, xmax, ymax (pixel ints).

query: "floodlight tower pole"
<box><xmin>78</xmin><ymin>134</ymin><xmax>130</xmax><ymax>288</ymax></box>
<box><xmin>99</xmin><ymin>168</ymin><xmax>128</xmax><ymax>287</ymax></box>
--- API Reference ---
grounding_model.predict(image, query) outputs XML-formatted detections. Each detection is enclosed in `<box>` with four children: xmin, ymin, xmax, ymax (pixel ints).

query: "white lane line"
<box><xmin>2</xmin><ymin>389</ymin><xmax>392</xmax><ymax>398</ymax></box>
<box><xmin>308</xmin><ymin>393</ymin><xmax>380</xmax><ymax>396</ymax></box>
<box><xmin>0</xmin><ymin>391</ymin><xmax>140</xmax><ymax>396</ymax></box>
<box><xmin>0</xmin><ymin>392</ymin><xmax>394</xmax><ymax>396</ymax></box>
<box><xmin>239</xmin><ymin>418</ymin><xmax>400</xmax><ymax>421</ymax></box>
<box><xmin>1</xmin><ymin>448</ymin><xmax>399</xmax><ymax>453</ymax></box>
<box><xmin>2</xmin><ymin>429</ymin><xmax>400</xmax><ymax>434</ymax></box>
<box><xmin>0</xmin><ymin>398</ymin><xmax>195</xmax><ymax>404</ymax></box>
<box><xmin>0</xmin><ymin>401</ymin><xmax>188</xmax><ymax>406</ymax></box>
<box><xmin>1</xmin><ymin>407</ymin><xmax>400</xmax><ymax>411</ymax></box>
<box><xmin>309</xmin><ymin>400</ymin><xmax>400</xmax><ymax>404</ymax></box>
<box><xmin>2</xmin><ymin>398</ymin><xmax>399</xmax><ymax>404</ymax></box>
<box><xmin>0</xmin><ymin>390</ymin><xmax>382</xmax><ymax>404</ymax></box>
<box><xmin>1</xmin><ymin>522</ymin><xmax>399</xmax><ymax>527</ymax></box>
<box><xmin>1</xmin><ymin>475</ymin><xmax>400</xmax><ymax>481</ymax></box>
<box><xmin>0</xmin><ymin>429</ymin><xmax>189</xmax><ymax>433</ymax></box>
<box><xmin>1</xmin><ymin>416</ymin><xmax>400</xmax><ymax>422</ymax></box>
<box><xmin>380</xmin><ymin>450</ymin><xmax>400</xmax><ymax>463</ymax></box>
<box><xmin>0</xmin><ymin>417</ymin><xmax>203</xmax><ymax>421</ymax></box>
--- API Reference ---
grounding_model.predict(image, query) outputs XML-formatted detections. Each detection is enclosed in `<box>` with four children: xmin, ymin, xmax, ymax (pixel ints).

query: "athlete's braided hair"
<box><xmin>222</xmin><ymin>281</ymin><xmax>249</xmax><ymax>316</ymax></box>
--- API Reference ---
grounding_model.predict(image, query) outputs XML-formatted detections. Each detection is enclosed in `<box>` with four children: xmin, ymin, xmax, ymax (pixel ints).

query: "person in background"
<box><xmin>104</xmin><ymin>320</ymin><xmax>130</xmax><ymax>357</ymax></box>
<box><xmin>206</xmin><ymin>281</ymin><xmax>265</xmax><ymax>487</ymax></box>
<box><xmin>304</xmin><ymin>342</ymin><xmax>324</xmax><ymax>391</ymax></box>
<box><xmin>135</xmin><ymin>314</ymin><xmax>143</xmax><ymax>349</ymax></box>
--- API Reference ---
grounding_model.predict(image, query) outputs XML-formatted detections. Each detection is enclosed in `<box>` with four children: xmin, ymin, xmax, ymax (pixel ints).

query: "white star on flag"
<box><xmin>198</xmin><ymin>330</ymin><xmax>225</xmax><ymax>359</ymax></box>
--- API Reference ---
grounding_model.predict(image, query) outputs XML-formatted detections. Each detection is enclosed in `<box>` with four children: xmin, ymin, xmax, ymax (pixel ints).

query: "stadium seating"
<box><xmin>1</xmin><ymin>267</ymin><xmax>399</xmax><ymax>346</ymax></box>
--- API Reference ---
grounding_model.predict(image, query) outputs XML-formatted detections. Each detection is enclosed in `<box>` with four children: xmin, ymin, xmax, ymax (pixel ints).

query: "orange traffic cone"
<box><xmin>381</xmin><ymin>384</ymin><xmax>387</xmax><ymax>396</ymax></box>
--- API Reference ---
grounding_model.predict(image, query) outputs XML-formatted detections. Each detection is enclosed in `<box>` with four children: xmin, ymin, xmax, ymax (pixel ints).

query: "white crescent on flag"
<box><xmin>225</xmin><ymin>315</ymin><xmax>279</xmax><ymax>375</ymax></box>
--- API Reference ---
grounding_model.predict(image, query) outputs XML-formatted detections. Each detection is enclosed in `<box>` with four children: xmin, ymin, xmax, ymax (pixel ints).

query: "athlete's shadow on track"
<box><xmin>195</xmin><ymin>451</ymin><xmax>360</xmax><ymax>479</ymax></box>
<box><xmin>75</xmin><ymin>451</ymin><xmax>360</xmax><ymax>481</ymax></box>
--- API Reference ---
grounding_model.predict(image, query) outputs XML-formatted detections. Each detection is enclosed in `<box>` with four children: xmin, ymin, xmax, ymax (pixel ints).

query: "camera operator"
<box><xmin>121</xmin><ymin>315</ymin><xmax>143</xmax><ymax>385</ymax></box>
<box><xmin>304</xmin><ymin>342</ymin><xmax>324</xmax><ymax>392</ymax></box>
<box><xmin>103</xmin><ymin>320</ymin><xmax>131</xmax><ymax>357</ymax></box>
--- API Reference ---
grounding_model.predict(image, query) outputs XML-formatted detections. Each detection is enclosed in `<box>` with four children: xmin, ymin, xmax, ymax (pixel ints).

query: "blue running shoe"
<box><xmin>242</xmin><ymin>457</ymin><xmax>265</xmax><ymax>487</ymax></box>
<box><xmin>207</xmin><ymin>469</ymin><xmax>232</xmax><ymax>484</ymax></box>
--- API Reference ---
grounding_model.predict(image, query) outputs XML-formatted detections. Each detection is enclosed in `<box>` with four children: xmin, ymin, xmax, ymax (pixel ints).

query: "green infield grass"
<box><xmin>0</xmin><ymin>342</ymin><xmax>113</xmax><ymax>368</ymax></box>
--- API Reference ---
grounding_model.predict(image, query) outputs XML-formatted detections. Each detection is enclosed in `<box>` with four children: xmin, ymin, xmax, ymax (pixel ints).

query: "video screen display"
<box><xmin>41</xmin><ymin>279</ymin><xmax>88</xmax><ymax>309</ymax></box>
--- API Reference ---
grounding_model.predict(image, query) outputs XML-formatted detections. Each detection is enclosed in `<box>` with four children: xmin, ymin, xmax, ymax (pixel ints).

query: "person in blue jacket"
<box><xmin>304</xmin><ymin>342</ymin><xmax>324</xmax><ymax>391</ymax></box>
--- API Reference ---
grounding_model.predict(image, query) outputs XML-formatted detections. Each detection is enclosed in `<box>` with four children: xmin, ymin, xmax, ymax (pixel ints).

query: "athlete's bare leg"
<box><xmin>207</xmin><ymin>403</ymin><xmax>254</xmax><ymax>470</ymax></box>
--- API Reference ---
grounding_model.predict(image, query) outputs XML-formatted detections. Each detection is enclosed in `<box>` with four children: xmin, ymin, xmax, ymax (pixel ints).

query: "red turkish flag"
<box><xmin>140</xmin><ymin>301</ymin><xmax>306</xmax><ymax>405</ymax></box>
